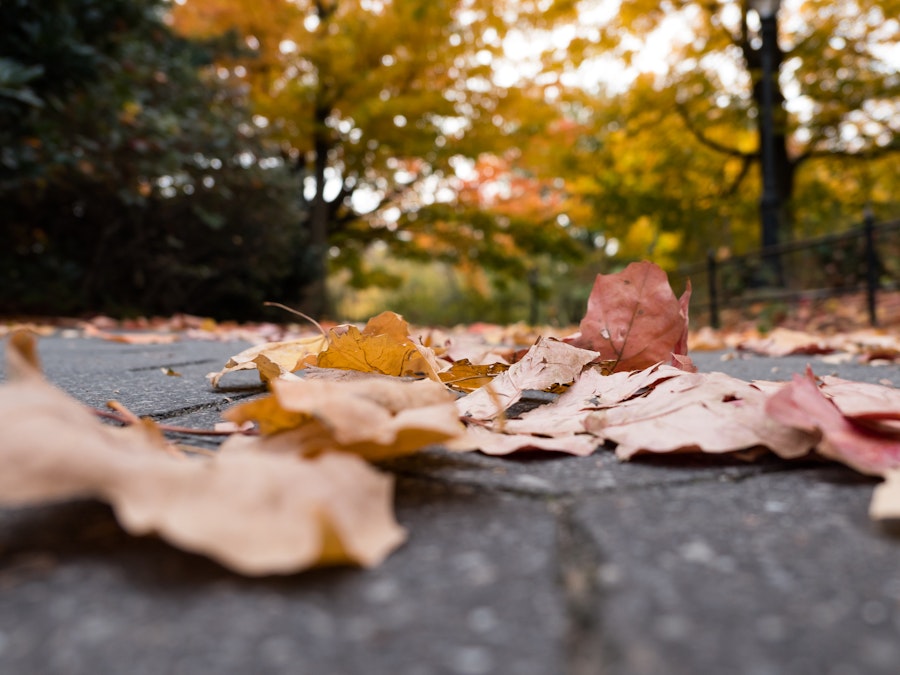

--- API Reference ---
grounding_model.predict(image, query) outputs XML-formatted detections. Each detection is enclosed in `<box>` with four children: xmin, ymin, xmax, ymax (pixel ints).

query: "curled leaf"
<box><xmin>457</xmin><ymin>338</ymin><xmax>600</xmax><ymax>421</ymax></box>
<box><xmin>766</xmin><ymin>370</ymin><xmax>900</xmax><ymax>476</ymax></box>
<box><xmin>0</xmin><ymin>331</ymin><xmax>405</xmax><ymax>575</ymax></box>
<box><xmin>225</xmin><ymin>376</ymin><xmax>466</xmax><ymax>461</ymax></box>
<box><xmin>208</xmin><ymin>335</ymin><xmax>328</xmax><ymax>386</ymax></box>
<box><xmin>439</xmin><ymin>359</ymin><xmax>510</xmax><ymax>394</ymax></box>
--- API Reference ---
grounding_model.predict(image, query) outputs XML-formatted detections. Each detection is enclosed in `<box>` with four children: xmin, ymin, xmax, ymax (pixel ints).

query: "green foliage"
<box><xmin>0</xmin><ymin>0</ymin><xmax>303</xmax><ymax>319</ymax></box>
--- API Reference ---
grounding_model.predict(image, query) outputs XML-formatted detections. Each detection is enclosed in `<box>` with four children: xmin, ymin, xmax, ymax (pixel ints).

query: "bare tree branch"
<box><xmin>675</xmin><ymin>102</ymin><xmax>752</xmax><ymax>159</ymax></box>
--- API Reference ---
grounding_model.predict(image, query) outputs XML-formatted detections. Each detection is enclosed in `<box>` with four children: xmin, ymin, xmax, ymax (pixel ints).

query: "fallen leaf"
<box><xmin>736</xmin><ymin>328</ymin><xmax>834</xmax><ymax>357</ymax></box>
<box><xmin>460</xmin><ymin>424</ymin><xmax>600</xmax><ymax>457</ymax></box>
<box><xmin>689</xmin><ymin>326</ymin><xmax>727</xmax><ymax>351</ymax></box>
<box><xmin>225</xmin><ymin>376</ymin><xmax>466</xmax><ymax>461</ymax></box>
<box><xmin>0</xmin><ymin>331</ymin><xmax>405</xmax><ymax>575</ymax></box>
<box><xmin>565</xmin><ymin>261</ymin><xmax>692</xmax><ymax>372</ymax></box>
<box><xmin>83</xmin><ymin>324</ymin><xmax>181</xmax><ymax>344</ymax></box>
<box><xmin>457</xmin><ymin>337</ymin><xmax>600</xmax><ymax>421</ymax></box>
<box><xmin>208</xmin><ymin>335</ymin><xmax>328</xmax><ymax>386</ymax></box>
<box><xmin>765</xmin><ymin>370</ymin><xmax>900</xmax><ymax>476</ymax></box>
<box><xmin>439</xmin><ymin>359</ymin><xmax>510</xmax><ymax>394</ymax></box>
<box><xmin>504</xmin><ymin>364</ymin><xmax>683</xmax><ymax>436</ymax></box>
<box><xmin>869</xmin><ymin>469</ymin><xmax>900</xmax><ymax>522</ymax></box>
<box><xmin>317</xmin><ymin>311</ymin><xmax>446</xmax><ymax>380</ymax></box>
<box><xmin>820</xmin><ymin>375</ymin><xmax>900</xmax><ymax>423</ymax></box>
<box><xmin>585</xmin><ymin>370</ymin><xmax>815</xmax><ymax>460</ymax></box>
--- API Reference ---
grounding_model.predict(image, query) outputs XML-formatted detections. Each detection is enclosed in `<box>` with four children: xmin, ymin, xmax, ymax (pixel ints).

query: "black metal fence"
<box><xmin>672</xmin><ymin>213</ymin><xmax>900</xmax><ymax>329</ymax></box>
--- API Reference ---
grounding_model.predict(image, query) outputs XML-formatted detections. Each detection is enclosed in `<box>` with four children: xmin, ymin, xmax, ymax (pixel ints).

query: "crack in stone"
<box><xmin>127</xmin><ymin>359</ymin><xmax>221</xmax><ymax>372</ymax></box>
<box><xmin>553</xmin><ymin>499</ymin><xmax>614</xmax><ymax>675</ymax></box>
<box><xmin>387</xmin><ymin>456</ymin><xmax>823</xmax><ymax>503</ymax></box>
<box><xmin>147</xmin><ymin>392</ymin><xmax>259</xmax><ymax>422</ymax></box>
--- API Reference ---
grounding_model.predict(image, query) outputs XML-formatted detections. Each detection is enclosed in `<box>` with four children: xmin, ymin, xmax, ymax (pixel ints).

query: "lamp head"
<box><xmin>749</xmin><ymin>0</ymin><xmax>782</xmax><ymax>18</ymax></box>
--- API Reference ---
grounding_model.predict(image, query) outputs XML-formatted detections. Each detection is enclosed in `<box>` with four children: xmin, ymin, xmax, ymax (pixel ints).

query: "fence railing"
<box><xmin>672</xmin><ymin>213</ymin><xmax>900</xmax><ymax>329</ymax></box>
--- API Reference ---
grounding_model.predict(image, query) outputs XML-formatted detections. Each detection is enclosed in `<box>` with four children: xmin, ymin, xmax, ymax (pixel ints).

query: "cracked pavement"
<box><xmin>1</xmin><ymin>336</ymin><xmax>899</xmax><ymax>675</ymax></box>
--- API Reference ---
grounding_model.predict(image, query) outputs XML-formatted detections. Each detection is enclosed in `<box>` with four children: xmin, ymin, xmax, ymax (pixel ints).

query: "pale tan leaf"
<box><xmin>869</xmin><ymin>469</ymin><xmax>900</xmax><ymax>522</ymax></box>
<box><xmin>736</xmin><ymin>328</ymin><xmax>834</xmax><ymax>357</ymax></box>
<box><xmin>584</xmin><ymin>371</ymin><xmax>816</xmax><ymax>460</ymax></box>
<box><xmin>225</xmin><ymin>376</ymin><xmax>466</xmax><ymax>461</ymax></box>
<box><xmin>208</xmin><ymin>335</ymin><xmax>327</xmax><ymax>386</ymax></box>
<box><xmin>457</xmin><ymin>337</ymin><xmax>600</xmax><ymax>421</ymax></box>
<box><xmin>505</xmin><ymin>364</ymin><xmax>683</xmax><ymax>436</ymax></box>
<box><xmin>461</xmin><ymin>425</ymin><xmax>599</xmax><ymax>457</ymax></box>
<box><xmin>0</xmin><ymin>331</ymin><xmax>406</xmax><ymax>575</ymax></box>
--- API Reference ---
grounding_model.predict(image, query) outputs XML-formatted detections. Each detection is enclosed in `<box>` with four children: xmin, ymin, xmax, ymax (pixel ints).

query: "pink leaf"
<box><xmin>765</xmin><ymin>370</ymin><xmax>900</xmax><ymax>476</ymax></box>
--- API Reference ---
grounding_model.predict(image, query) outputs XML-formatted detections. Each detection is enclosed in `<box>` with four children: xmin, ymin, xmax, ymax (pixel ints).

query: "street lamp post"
<box><xmin>750</xmin><ymin>0</ymin><xmax>782</xmax><ymax>284</ymax></box>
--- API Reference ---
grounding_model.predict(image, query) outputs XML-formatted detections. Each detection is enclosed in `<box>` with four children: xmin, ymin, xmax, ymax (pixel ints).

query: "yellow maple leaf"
<box><xmin>317</xmin><ymin>311</ymin><xmax>446</xmax><ymax>380</ymax></box>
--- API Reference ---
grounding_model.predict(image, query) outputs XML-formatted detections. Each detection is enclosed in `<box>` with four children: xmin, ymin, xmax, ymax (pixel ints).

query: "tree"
<box><xmin>538</xmin><ymin>0</ymin><xmax>899</xmax><ymax>261</ymax></box>
<box><xmin>1</xmin><ymin>0</ymin><xmax>303</xmax><ymax>318</ymax></box>
<box><xmin>170</xmin><ymin>0</ymin><xmax>586</xmax><ymax>317</ymax></box>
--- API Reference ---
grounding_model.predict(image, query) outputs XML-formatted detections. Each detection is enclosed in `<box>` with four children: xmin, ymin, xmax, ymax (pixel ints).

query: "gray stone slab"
<box><xmin>691</xmin><ymin>350</ymin><xmax>900</xmax><ymax>386</ymax></box>
<box><xmin>385</xmin><ymin>448</ymin><xmax>786</xmax><ymax>499</ymax></box>
<box><xmin>1</xmin><ymin>335</ymin><xmax>261</xmax><ymax>416</ymax></box>
<box><xmin>3</xmin><ymin>335</ymin><xmax>900</xmax><ymax>675</ymax></box>
<box><xmin>0</xmin><ymin>481</ymin><xmax>566</xmax><ymax>675</ymax></box>
<box><xmin>568</xmin><ymin>464</ymin><xmax>900</xmax><ymax>675</ymax></box>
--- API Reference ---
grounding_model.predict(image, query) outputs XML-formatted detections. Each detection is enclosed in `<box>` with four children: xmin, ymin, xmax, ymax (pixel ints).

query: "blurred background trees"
<box><xmin>0</xmin><ymin>0</ymin><xmax>302</xmax><ymax>318</ymax></box>
<box><xmin>2</xmin><ymin>0</ymin><xmax>897</xmax><ymax>323</ymax></box>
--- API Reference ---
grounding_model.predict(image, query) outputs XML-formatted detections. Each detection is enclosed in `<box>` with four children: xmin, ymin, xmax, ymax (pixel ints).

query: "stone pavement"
<box><xmin>1</xmin><ymin>335</ymin><xmax>899</xmax><ymax>675</ymax></box>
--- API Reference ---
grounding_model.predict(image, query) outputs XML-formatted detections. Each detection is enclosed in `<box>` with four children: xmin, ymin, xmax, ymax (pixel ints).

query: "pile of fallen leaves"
<box><xmin>2</xmin><ymin>261</ymin><xmax>899</xmax><ymax>576</ymax></box>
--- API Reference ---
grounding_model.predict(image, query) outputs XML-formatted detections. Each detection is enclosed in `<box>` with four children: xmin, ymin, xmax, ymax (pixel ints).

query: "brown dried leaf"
<box><xmin>0</xmin><ymin>331</ymin><xmax>406</xmax><ymax>575</ymax></box>
<box><xmin>317</xmin><ymin>311</ymin><xmax>446</xmax><ymax>380</ymax></box>
<box><xmin>83</xmin><ymin>324</ymin><xmax>181</xmax><ymax>344</ymax></box>
<box><xmin>565</xmin><ymin>261</ymin><xmax>692</xmax><ymax>372</ymax></box>
<box><xmin>457</xmin><ymin>338</ymin><xmax>600</xmax><ymax>421</ymax></box>
<box><xmin>736</xmin><ymin>328</ymin><xmax>834</xmax><ymax>357</ymax></box>
<box><xmin>225</xmin><ymin>376</ymin><xmax>466</xmax><ymax>461</ymax></box>
<box><xmin>439</xmin><ymin>359</ymin><xmax>510</xmax><ymax>394</ymax></box>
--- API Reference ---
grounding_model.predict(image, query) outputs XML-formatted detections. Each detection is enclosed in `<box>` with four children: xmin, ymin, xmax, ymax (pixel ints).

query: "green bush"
<box><xmin>0</xmin><ymin>0</ymin><xmax>304</xmax><ymax>319</ymax></box>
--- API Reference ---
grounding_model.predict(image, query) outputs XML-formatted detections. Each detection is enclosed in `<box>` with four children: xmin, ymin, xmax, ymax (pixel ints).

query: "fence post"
<box><xmin>707</xmin><ymin>250</ymin><xmax>720</xmax><ymax>329</ymax></box>
<box><xmin>864</xmin><ymin>208</ymin><xmax>878</xmax><ymax>327</ymax></box>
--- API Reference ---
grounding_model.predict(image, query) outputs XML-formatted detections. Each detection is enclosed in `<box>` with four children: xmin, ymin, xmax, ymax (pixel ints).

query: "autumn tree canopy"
<box><xmin>534</xmin><ymin>0</ymin><xmax>899</xmax><ymax>263</ymax></box>
<box><xmin>170</xmin><ymin>0</ymin><xmax>590</xmax><ymax>316</ymax></box>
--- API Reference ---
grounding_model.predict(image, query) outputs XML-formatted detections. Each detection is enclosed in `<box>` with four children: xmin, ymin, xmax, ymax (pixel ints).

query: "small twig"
<box><xmin>93</xmin><ymin>408</ymin><xmax>258</xmax><ymax>437</ymax></box>
<box><xmin>107</xmin><ymin>400</ymin><xmax>141</xmax><ymax>424</ymax></box>
<box><xmin>263</xmin><ymin>301</ymin><xmax>329</xmax><ymax>340</ymax></box>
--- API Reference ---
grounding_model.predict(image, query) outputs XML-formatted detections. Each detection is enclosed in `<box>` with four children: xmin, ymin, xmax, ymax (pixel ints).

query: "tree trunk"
<box><xmin>303</xmin><ymin>108</ymin><xmax>332</xmax><ymax>318</ymax></box>
<box><xmin>746</xmin><ymin>16</ymin><xmax>794</xmax><ymax>244</ymax></box>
